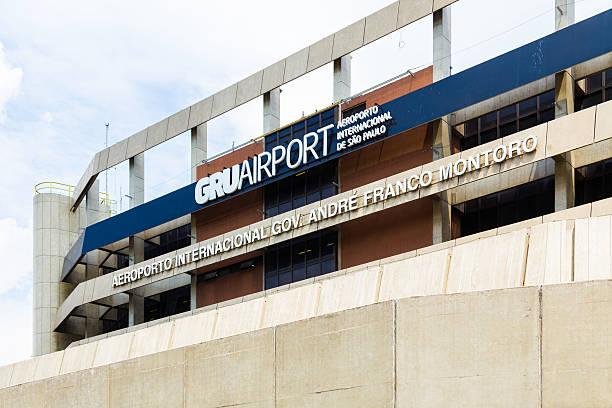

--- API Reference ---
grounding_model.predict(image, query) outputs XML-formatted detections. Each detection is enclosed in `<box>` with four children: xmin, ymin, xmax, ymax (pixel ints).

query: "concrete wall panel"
<box><xmin>542</xmin><ymin>281</ymin><xmax>612</xmax><ymax>407</ymax></box>
<box><xmin>592</xmin><ymin>197</ymin><xmax>612</xmax><ymax>217</ymax></box>
<box><xmin>184</xmin><ymin>328</ymin><xmax>275</xmax><ymax>408</ymax></box>
<box><xmin>364</xmin><ymin>2</ymin><xmax>399</xmax><ymax>45</ymax></box>
<box><xmin>433</xmin><ymin>0</ymin><xmax>457</xmax><ymax>10</ymax></box>
<box><xmin>47</xmin><ymin>368</ymin><xmax>110</xmax><ymax>408</ymax></box>
<box><xmin>379</xmin><ymin>249</ymin><xmax>449</xmax><ymax>301</ymax></box>
<box><xmin>397</xmin><ymin>0</ymin><xmax>432</xmax><ymax>28</ymax></box>
<box><xmin>128</xmin><ymin>321</ymin><xmax>174</xmax><ymax>359</ymax></box>
<box><xmin>188</xmin><ymin>97</ymin><xmax>213</xmax><ymax>128</ymax></box>
<box><xmin>125</xmin><ymin>129</ymin><xmax>147</xmax><ymax>159</ymax></box>
<box><xmin>575</xmin><ymin>216</ymin><xmax>612</xmax><ymax>282</ymax></box>
<box><xmin>546</xmin><ymin>106</ymin><xmax>596</xmax><ymax>156</ymax></box>
<box><xmin>316</xmin><ymin>267</ymin><xmax>381</xmax><ymax>316</ymax></box>
<box><xmin>145</xmin><ymin>118</ymin><xmax>169</xmax><ymax>149</ymax></box>
<box><xmin>60</xmin><ymin>341</ymin><xmax>98</xmax><ymax>374</ymax></box>
<box><xmin>170</xmin><ymin>309</ymin><xmax>217</xmax><ymax>349</ymax></box>
<box><xmin>106</xmin><ymin>139</ymin><xmax>129</xmax><ymax>168</ymax></box>
<box><xmin>447</xmin><ymin>230</ymin><xmax>528</xmax><ymax>293</ymax></box>
<box><xmin>0</xmin><ymin>380</ymin><xmax>47</xmax><ymax>408</ymax></box>
<box><xmin>307</xmin><ymin>35</ymin><xmax>334</xmax><ymax>71</ymax></box>
<box><xmin>236</xmin><ymin>71</ymin><xmax>264</xmax><ymax>105</ymax></box>
<box><xmin>211</xmin><ymin>84</ymin><xmax>238</xmax><ymax>118</ymax></box>
<box><xmin>284</xmin><ymin>48</ymin><xmax>309</xmax><ymax>83</ymax></box>
<box><xmin>525</xmin><ymin>221</ymin><xmax>573</xmax><ymax>286</ymax></box>
<box><xmin>595</xmin><ymin>99</ymin><xmax>612</xmax><ymax>143</ymax></box>
<box><xmin>9</xmin><ymin>357</ymin><xmax>37</xmax><ymax>386</ymax></box>
<box><xmin>166</xmin><ymin>107</ymin><xmax>190</xmax><ymax>139</ymax></box>
<box><xmin>276</xmin><ymin>302</ymin><xmax>394</xmax><ymax>407</ymax></box>
<box><xmin>0</xmin><ymin>363</ymin><xmax>13</xmax><ymax>389</ymax></box>
<box><xmin>92</xmin><ymin>332</ymin><xmax>134</xmax><ymax>368</ymax></box>
<box><xmin>262</xmin><ymin>283</ymin><xmax>321</xmax><ymax>328</ymax></box>
<box><xmin>396</xmin><ymin>287</ymin><xmax>541</xmax><ymax>407</ymax></box>
<box><xmin>32</xmin><ymin>350</ymin><xmax>63</xmax><ymax>382</ymax></box>
<box><xmin>109</xmin><ymin>349</ymin><xmax>185</xmax><ymax>408</ymax></box>
<box><xmin>261</xmin><ymin>60</ymin><xmax>285</xmax><ymax>95</ymax></box>
<box><xmin>213</xmin><ymin>297</ymin><xmax>265</xmax><ymax>340</ymax></box>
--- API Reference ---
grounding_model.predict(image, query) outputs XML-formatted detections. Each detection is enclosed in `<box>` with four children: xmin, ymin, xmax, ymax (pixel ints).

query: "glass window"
<box><xmin>455</xmin><ymin>176</ymin><xmax>555</xmax><ymax>237</ymax></box>
<box><xmin>577</xmin><ymin>69</ymin><xmax>612</xmax><ymax>110</ymax></box>
<box><xmin>264</xmin><ymin>230</ymin><xmax>338</xmax><ymax>289</ymax></box>
<box><xmin>457</xmin><ymin>90</ymin><xmax>553</xmax><ymax>151</ymax></box>
<box><xmin>576</xmin><ymin>158</ymin><xmax>612</xmax><ymax>205</ymax></box>
<box><xmin>264</xmin><ymin>161</ymin><xmax>337</xmax><ymax>217</ymax></box>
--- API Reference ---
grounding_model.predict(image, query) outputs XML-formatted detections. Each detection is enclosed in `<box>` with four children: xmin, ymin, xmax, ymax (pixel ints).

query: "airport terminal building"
<box><xmin>1</xmin><ymin>1</ymin><xmax>612</xmax><ymax>406</ymax></box>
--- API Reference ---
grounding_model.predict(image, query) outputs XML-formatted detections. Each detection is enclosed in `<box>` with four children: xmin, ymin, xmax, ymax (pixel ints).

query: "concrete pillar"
<box><xmin>128</xmin><ymin>153</ymin><xmax>145</xmax><ymax>325</ymax></box>
<box><xmin>263</xmin><ymin>89</ymin><xmax>281</xmax><ymax>133</ymax></box>
<box><xmin>84</xmin><ymin>181</ymin><xmax>102</xmax><ymax>338</ymax></box>
<box><xmin>128</xmin><ymin>294</ymin><xmax>145</xmax><ymax>327</ymax></box>
<box><xmin>190</xmin><ymin>124</ymin><xmax>207</xmax><ymax>310</ymax></box>
<box><xmin>191</xmin><ymin>124</ymin><xmax>207</xmax><ymax>182</ymax></box>
<box><xmin>432</xmin><ymin>6</ymin><xmax>452</xmax><ymax>244</ymax></box>
<box><xmin>555</xmin><ymin>0</ymin><xmax>575</xmax><ymax>31</ymax></box>
<box><xmin>433</xmin><ymin>7</ymin><xmax>451</xmax><ymax>82</ymax></box>
<box><xmin>190</xmin><ymin>276</ymin><xmax>198</xmax><ymax>311</ymax></box>
<box><xmin>333</xmin><ymin>55</ymin><xmax>351</xmax><ymax>102</ymax></box>
<box><xmin>553</xmin><ymin>0</ymin><xmax>576</xmax><ymax>211</ymax></box>
<box><xmin>33</xmin><ymin>190</ymin><xmax>85</xmax><ymax>355</ymax></box>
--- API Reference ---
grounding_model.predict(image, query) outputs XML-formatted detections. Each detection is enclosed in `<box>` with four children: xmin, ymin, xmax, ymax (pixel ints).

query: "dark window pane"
<box><xmin>456</xmin><ymin>177</ymin><xmax>555</xmax><ymax>237</ymax></box>
<box><xmin>586</xmin><ymin>73</ymin><xmax>603</xmax><ymax>92</ymax></box>
<box><xmin>605</xmin><ymin>69</ymin><xmax>612</xmax><ymax>87</ymax></box>
<box><xmin>292</xmin><ymin>241</ymin><xmax>306</xmax><ymax>282</ymax></box>
<box><xmin>499</xmin><ymin>105</ymin><xmax>516</xmax><ymax>125</ymax></box>
<box><xmin>519</xmin><ymin>97</ymin><xmax>537</xmax><ymax>117</ymax></box>
<box><xmin>519</xmin><ymin>114</ymin><xmax>538</xmax><ymax>131</ymax></box>
<box><xmin>538</xmin><ymin>90</ymin><xmax>555</xmax><ymax>111</ymax></box>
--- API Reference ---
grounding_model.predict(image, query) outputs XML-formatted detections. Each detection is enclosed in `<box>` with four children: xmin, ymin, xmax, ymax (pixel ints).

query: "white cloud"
<box><xmin>0</xmin><ymin>218</ymin><xmax>32</xmax><ymax>295</ymax></box>
<box><xmin>41</xmin><ymin>111</ymin><xmax>53</xmax><ymax>122</ymax></box>
<box><xmin>0</xmin><ymin>289</ymin><xmax>32</xmax><ymax>365</ymax></box>
<box><xmin>0</xmin><ymin>42</ymin><xmax>22</xmax><ymax>123</ymax></box>
<box><xmin>0</xmin><ymin>218</ymin><xmax>32</xmax><ymax>365</ymax></box>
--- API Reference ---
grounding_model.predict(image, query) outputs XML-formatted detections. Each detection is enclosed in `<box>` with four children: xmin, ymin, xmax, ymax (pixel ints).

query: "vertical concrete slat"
<box><xmin>432</xmin><ymin>5</ymin><xmax>453</xmax><ymax>244</ymax></box>
<box><xmin>190</xmin><ymin>123</ymin><xmax>207</xmax><ymax>310</ymax></box>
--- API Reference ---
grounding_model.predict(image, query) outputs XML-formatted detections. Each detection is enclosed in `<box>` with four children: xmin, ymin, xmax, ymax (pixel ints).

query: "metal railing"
<box><xmin>34</xmin><ymin>181</ymin><xmax>117</xmax><ymax>215</ymax></box>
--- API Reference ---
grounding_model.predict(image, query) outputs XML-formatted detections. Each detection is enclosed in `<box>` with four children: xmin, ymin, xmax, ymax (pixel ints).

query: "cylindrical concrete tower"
<box><xmin>32</xmin><ymin>184</ymin><xmax>86</xmax><ymax>356</ymax></box>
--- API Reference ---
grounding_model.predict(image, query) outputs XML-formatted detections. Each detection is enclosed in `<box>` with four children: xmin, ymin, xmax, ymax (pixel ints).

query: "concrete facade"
<box><xmin>6</xmin><ymin>279</ymin><xmax>612</xmax><ymax>406</ymax></box>
<box><xmin>33</xmin><ymin>192</ymin><xmax>87</xmax><ymax>356</ymax></box>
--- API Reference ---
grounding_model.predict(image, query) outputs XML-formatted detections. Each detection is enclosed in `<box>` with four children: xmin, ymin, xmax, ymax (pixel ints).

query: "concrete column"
<box><xmin>263</xmin><ymin>89</ymin><xmax>281</xmax><ymax>133</ymax></box>
<box><xmin>85</xmin><ymin>181</ymin><xmax>102</xmax><ymax>338</ymax></box>
<box><xmin>33</xmin><ymin>191</ymin><xmax>85</xmax><ymax>355</ymax></box>
<box><xmin>555</xmin><ymin>0</ymin><xmax>575</xmax><ymax>31</ymax></box>
<box><xmin>128</xmin><ymin>294</ymin><xmax>145</xmax><ymax>327</ymax></box>
<box><xmin>333</xmin><ymin>55</ymin><xmax>351</xmax><ymax>102</ymax></box>
<box><xmin>190</xmin><ymin>276</ymin><xmax>198</xmax><ymax>311</ymax></box>
<box><xmin>128</xmin><ymin>153</ymin><xmax>145</xmax><ymax>325</ymax></box>
<box><xmin>432</xmin><ymin>6</ymin><xmax>452</xmax><ymax>244</ymax></box>
<box><xmin>190</xmin><ymin>124</ymin><xmax>207</xmax><ymax>310</ymax></box>
<box><xmin>553</xmin><ymin>0</ymin><xmax>576</xmax><ymax>211</ymax></box>
<box><xmin>191</xmin><ymin>124</ymin><xmax>207</xmax><ymax>182</ymax></box>
<box><xmin>433</xmin><ymin>7</ymin><xmax>451</xmax><ymax>82</ymax></box>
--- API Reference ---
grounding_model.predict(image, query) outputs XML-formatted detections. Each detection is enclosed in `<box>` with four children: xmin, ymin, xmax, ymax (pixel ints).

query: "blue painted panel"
<box><xmin>72</xmin><ymin>10</ymin><xmax>612</xmax><ymax>267</ymax></box>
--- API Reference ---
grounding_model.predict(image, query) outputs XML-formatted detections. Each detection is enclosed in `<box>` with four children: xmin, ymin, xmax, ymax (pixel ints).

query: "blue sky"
<box><xmin>0</xmin><ymin>0</ymin><xmax>610</xmax><ymax>365</ymax></box>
